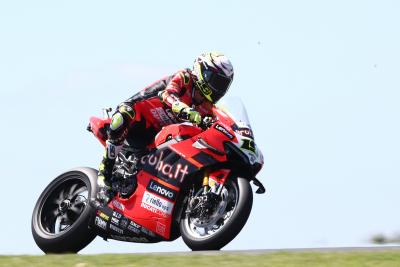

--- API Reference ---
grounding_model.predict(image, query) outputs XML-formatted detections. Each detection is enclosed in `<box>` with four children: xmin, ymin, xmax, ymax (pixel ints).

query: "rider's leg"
<box><xmin>124</xmin><ymin>116</ymin><xmax>158</xmax><ymax>169</ymax></box>
<box><xmin>97</xmin><ymin>104</ymin><xmax>135</xmax><ymax>203</ymax></box>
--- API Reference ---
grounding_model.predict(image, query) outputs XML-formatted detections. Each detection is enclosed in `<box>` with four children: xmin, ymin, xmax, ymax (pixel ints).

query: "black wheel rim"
<box><xmin>39</xmin><ymin>176</ymin><xmax>89</xmax><ymax>235</ymax></box>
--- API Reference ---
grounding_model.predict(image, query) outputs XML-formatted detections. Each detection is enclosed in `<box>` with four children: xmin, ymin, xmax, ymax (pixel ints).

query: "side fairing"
<box><xmin>232</xmin><ymin>132</ymin><xmax>264</xmax><ymax>166</ymax></box>
<box><xmin>140</xmin><ymin>147</ymin><xmax>199</xmax><ymax>187</ymax></box>
<box><xmin>103</xmin><ymin>147</ymin><xmax>200</xmax><ymax>241</ymax></box>
<box><xmin>106</xmin><ymin>129</ymin><xmax>232</xmax><ymax>241</ymax></box>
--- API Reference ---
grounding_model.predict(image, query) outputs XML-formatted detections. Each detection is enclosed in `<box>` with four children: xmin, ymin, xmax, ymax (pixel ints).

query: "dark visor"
<box><xmin>203</xmin><ymin>70</ymin><xmax>232</xmax><ymax>92</ymax></box>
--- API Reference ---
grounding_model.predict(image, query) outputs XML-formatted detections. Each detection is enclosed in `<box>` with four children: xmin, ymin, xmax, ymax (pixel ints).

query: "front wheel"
<box><xmin>31</xmin><ymin>167</ymin><xmax>98</xmax><ymax>253</ymax></box>
<box><xmin>180</xmin><ymin>177</ymin><xmax>253</xmax><ymax>251</ymax></box>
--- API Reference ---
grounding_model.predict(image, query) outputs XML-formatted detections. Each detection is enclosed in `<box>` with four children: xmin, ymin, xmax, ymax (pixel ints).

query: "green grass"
<box><xmin>1</xmin><ymin>251</ymin><xmax>400</xmax><ymax>267</ymax></box>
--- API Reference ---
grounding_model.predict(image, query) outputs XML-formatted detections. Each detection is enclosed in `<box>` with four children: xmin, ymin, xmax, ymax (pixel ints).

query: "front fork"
<box><xmin>202</xmin><ymin>169</ymin><xmax>231</xmax><ymax>195</ymax></box>
<box><xmin>186</xmin><ymin>169</ymin><xmax>231</xmax><ymax>214</ymax></box>
<box><xmin>202</xmin><ymin>169</ymin><xmax>266</xmax><ymax>195</ymax></box>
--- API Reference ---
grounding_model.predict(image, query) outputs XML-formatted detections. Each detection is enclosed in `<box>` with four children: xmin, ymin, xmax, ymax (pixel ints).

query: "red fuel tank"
<box><xmin>154</xmin><ymin>123</ymin><xmax>202</xmax><ymax>147</ymax></box>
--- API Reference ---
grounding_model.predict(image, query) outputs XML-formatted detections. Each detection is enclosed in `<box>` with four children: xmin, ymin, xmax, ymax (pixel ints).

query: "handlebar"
<box><xmin>199</xmin><ymin>116</ymin><xmax>215</xmax><ymax>129</ymax></box>
<box><xmin>176</xmin><ymin>110</ymin><xmax>214</xmax><ymax>130</ymax></box>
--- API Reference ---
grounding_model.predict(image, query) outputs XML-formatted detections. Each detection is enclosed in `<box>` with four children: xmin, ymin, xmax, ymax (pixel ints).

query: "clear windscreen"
<box><xmin>216</xmin><ymin>97</ymin><xmax>254</xmax><ymax>138</ymax></box>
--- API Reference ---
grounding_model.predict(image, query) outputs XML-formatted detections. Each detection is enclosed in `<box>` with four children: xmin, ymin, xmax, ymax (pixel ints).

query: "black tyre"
<box><xmin>31</xmin><ymin>167</ymin><xmax>98</xmax><ymax>253</ymax></box>
<box><xmin>180</xmin><ymin>177</ymin><xmax>253</xmax><ymax>251</ymax></box>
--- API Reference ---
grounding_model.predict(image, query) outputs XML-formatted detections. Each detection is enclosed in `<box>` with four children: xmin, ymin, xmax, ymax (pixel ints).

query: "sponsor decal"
<box><xmin>110</xmin><ymin>224</ymin><xmax>124</xmax><ymax>234</ymax></box>
<box><xmin>147</xmin><ymin>180</ymin><xmax>177</xmax><ymax>201</ymax></box>
<box><xmin>241</xmin><ymin>139</ymin><xmax>256</xmax><ymax>154</ymax></box>
<box><xmin>141</xmin><ymin>151</ymin><xmax>189</xmax><ymax>182</ymax></box>
<box><xmin>156</xmin><ymin>221</ymin><xmax>166</xmax><ymax>235</ymax></box>
<box><xmin>111</xmin><ymin>217</ymin><xmax>120</xmax><ymax>225</ymax></box>
<box><xmin>150</xmin><ymin>107</ymin><xmax>174</xmax><ymax>126</ymax></box>
<box><xmin>96</xmin><ymin>210</ymin><xmax>110</xmax><ymax>221</ymax></box>
<box><xmin>126</xmin><ymin>221</ymin><xmax>156</xmax><ymax>237</ymax></box>
<box><xmin>113</xmin><ymin>211</ymin><xmax>122</xmax><ymax>219</ymax></box>
<box><xmin>95</xmin><ymin>216</ymin><xmax>107</xmax><ymax>230</ymax></box>
<box><xmin>141</xmin><ymin>191</ymin><xmax>174</xmax><ymax>215</ymax></box>
<box><xmin>127</xmin><ymin>224</ymin><xmax>140</xmax><ymax>234</ymax></box>
<box><xmin>130</xmin><ymin>221</ymin><xmax>141</xmax><ymax>229</ymax></box>
<box><xmin>112</xmin><ymin>200</ymin><xmax>125</xmax><ymax>211</ymax></box>
<box><xmin>119</xmin><ymin>218</ymin><xmax>129</xmax><ymax>229</ymax></box>
<box><xmin>214</xmin><ymin>123</ymin><xmax>234</xmax><ymax>140</ymax></box>
<box><xmin>140</xmin><ymin>202</ymin><xmax>168</xmax><ymax>218</ymax></box>
<box><xmin>141</xmin><ymin>227</ymin><xmax>156</xmax><ymax>237</ymax></box>
<box><xmin>110</xmin><ymin>235</ymin><xmax>150</xmax><ymax>243</ymax></box>
<box><xmin>111</xmin><ymin>211</ymin><xmax>122</xmax><ymax>225</ymax></box>
<box><xmin>236</xmin><ymin>127</ymin><xmax>254</xmax><ymax>139</ymax></box>
<box><xmin>165</xmin><ymin>109</ymin><xmax>177</xmax><ymax>122</ymax></box>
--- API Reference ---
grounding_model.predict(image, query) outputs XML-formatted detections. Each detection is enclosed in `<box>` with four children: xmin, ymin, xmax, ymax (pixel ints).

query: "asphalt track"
<box><xmin>126</xmin><ymin>246</ymin><xmax>400</xmax><ymax>256</ymax></box>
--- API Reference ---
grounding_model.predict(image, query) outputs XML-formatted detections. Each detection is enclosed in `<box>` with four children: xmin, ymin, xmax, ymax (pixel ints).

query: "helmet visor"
<box><xmin>203</xmin><ymin>70</ymin><xmax>232</xmax><ymax>92</ymax></box>
<box><xmin>202</xmin><ymin>70</ymin><xmax>232</xmax><ymax>102</ymax></box>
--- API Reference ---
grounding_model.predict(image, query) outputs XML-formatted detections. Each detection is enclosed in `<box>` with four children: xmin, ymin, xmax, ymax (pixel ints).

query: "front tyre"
<box><xmin>31</xmin><ymin>167</ymin><xmax>98</xmax><ymax>253</ymax></box>
<box><xmin>180</xmin><ymin>177</ymin><xmax>253</xmax><ymax>251</ymax></box>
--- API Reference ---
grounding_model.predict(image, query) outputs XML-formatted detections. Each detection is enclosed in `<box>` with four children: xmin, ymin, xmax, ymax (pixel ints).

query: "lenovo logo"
<box><xmin>147</xmin><ymin>180</ymin><xmax>177</xmax><ymax>201</ymax></box>
<box><xmin>214</xmin><ymin>124</ymin><xmax>234</xmax><ymax>140</ymax></box>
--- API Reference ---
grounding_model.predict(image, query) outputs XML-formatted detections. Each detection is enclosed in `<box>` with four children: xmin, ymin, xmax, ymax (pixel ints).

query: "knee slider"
<box><xmin>110</xmin><ymin>105</ymin><xmax>134</xmax><ymax>131</ymax></box>
<box><xmin>108</xmin><ymin>105</ymin><xmax>135</xmax><ymax>143</ymax></box>
<box><xmin>110</xmin><ymin>113</ymin><xmax>124</xmax><ymax>132</ymax></box>
<box><xmin>118</xmin><ymin>104</ymin><xmax>135</xmax><ymax>119</ymax></box>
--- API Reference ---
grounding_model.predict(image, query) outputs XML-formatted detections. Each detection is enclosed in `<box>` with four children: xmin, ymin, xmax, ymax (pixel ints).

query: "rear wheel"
<box><xmin>31</xmin><ymin>167</ymin><xmax>98</xmax><ymax>253</ymax></box>
<box><xmin>180</xmin><ymin>177</ymin><xmax>253</xmax><ymax>250</ymax></box>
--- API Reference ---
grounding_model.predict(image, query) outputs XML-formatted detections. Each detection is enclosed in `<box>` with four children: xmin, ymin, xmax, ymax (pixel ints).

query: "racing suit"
<box><xmin>98</xmin><ymin>69</ymin><xmax>214</xmax><ymax>190</ymax></box>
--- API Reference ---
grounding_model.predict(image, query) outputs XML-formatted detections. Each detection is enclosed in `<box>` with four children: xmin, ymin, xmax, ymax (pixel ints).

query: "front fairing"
<box><xmin>216</xmin><ymin>98</ymin><xmax>264</xmax><ymax>174</ymax></box>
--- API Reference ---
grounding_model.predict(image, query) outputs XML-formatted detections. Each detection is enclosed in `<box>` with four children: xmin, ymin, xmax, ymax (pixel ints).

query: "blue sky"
<box><xmin>1</xmin><ymin>0</ymin><xmax>400</xmax><ymax>254</ymax></box>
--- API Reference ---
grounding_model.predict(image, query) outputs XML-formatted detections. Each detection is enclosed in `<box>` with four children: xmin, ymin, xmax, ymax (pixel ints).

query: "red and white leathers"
<box><xmin>98</xmin><ymin>68</ymin><xmax>214</xmax><ymax>186</ymax></box>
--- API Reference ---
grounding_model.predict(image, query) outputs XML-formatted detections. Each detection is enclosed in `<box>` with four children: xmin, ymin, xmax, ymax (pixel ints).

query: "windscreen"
<box><xmin>217</xmin><ymin>97</ymin><xmax>254</xmax><ymax>139</ymax></box>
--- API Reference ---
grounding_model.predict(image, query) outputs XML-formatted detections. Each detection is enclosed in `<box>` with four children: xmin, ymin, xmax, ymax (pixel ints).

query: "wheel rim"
<box><xmin>39</xmin><ymin>177</ymin><xmax>89</xmax><ymax>235</ymax></box>
<box><xmin>183</xmin><ymin>180</ymin><xmax>239</xmax><ymax>239</ymax></box>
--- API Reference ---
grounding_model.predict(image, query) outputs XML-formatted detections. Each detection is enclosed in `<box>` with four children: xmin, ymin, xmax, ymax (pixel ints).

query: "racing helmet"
<box><xmin>193</xmin><ymin>52</ymin><xmax>234</xmax><ymax>103</ymax></box>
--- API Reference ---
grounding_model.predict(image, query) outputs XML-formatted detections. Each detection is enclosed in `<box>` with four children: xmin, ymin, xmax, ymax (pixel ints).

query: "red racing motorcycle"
<box><xmin>31</xmin><ymin>98</ymin><xmax>265</xmax><ymax>253</ymax></box>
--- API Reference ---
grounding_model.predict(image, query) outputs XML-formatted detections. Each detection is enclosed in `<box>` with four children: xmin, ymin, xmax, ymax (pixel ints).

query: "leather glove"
<box><xmin>182</xmin><ymin>107</ymin><xmax>202</xmax><ymax>125</ymax></box>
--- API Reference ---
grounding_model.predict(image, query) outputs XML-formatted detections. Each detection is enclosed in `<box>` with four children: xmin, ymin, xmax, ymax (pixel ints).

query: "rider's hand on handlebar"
<box><xmin>181</xmin><ymin>107</ymin><xmax>202</xmax><ymax>125</ymax></box>
<box><xmin>201</xmin><ymin>116</ymin><xmax>214</xmax><ymax>128</ymax></box>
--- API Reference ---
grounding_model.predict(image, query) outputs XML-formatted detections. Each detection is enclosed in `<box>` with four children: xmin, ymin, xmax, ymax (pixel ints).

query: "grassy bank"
<box><xmin>1</xmin><ymin>250</ymin><xmax>400</xmax><ymax>267</ymax></box>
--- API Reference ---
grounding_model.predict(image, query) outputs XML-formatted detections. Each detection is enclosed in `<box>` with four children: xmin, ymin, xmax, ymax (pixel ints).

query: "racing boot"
<box><xmin>96</xmin><ymin>140</ymin><xmax>122</xmax><ymax>204</ymax></box>
<box><xmin>116</xmin><ymin>147</ymin><xmax>147</xmax><ymax>199</ymax></box>
<box><xmin>96</xmin><ymin>174</ymin><xmax>113</xmax><ymax>204</ymax></box>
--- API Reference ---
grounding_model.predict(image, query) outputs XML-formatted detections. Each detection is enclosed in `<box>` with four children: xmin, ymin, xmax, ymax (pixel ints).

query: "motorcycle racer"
<box><xmin>97</xmin><ymin>52</ymin><xmax>234</xmax><ymax>203</ymax></box>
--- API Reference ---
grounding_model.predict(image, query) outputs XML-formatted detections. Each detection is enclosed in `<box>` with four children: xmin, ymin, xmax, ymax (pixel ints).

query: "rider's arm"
<box><xmin>158</xmin><ymin>70</ymin><xmax>201</xmax><ymax>124</ymax></box>
<box><xmin>158</xmin><ymin>70</ymin><xmax>191</xmax><ymax>108</ymax></box>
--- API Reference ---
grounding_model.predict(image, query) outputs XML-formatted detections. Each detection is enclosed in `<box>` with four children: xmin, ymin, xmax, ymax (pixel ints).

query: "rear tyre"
<box><xmin>31</xmin><ymin>167</ymin><xmax>98</xmax><ymax>253</ymax></box>
<box><xmin>180</xmin><ymin>177</ymin><xmax>253</xmax><ymax>251</ymax></box>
